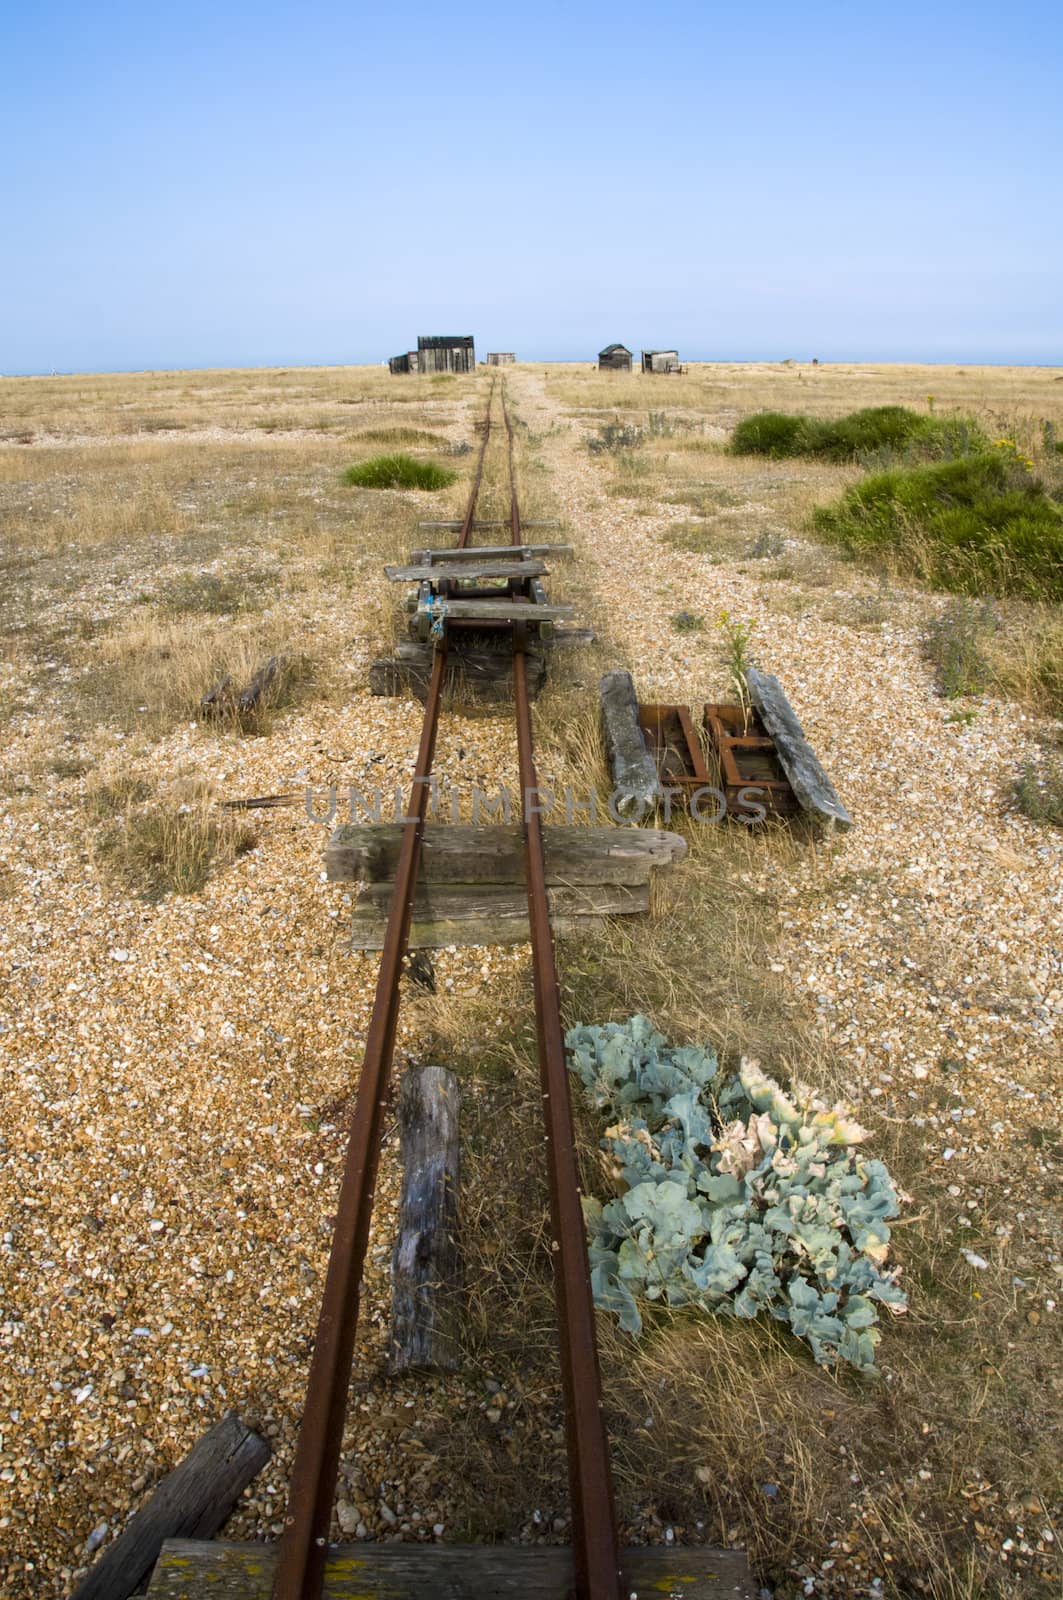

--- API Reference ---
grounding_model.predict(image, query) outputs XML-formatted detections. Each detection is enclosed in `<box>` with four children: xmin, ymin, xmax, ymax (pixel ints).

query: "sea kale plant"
<box><xmin>565</xmin><ymin>1016</ymin><xmax>907</xmax><ymax>1372</ymax></box>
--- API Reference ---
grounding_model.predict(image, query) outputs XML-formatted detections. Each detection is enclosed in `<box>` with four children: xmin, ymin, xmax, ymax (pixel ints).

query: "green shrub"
<box><xmin>588</xmin><ymin>419</ymin><xmax>644</xmax><ymax>454</ymax></box>
<box><xmin>341</xmin><ymin>453</ymin><xmax>456</xmax><ymax>491</ymax></box>
<box><xmin>732</xmin><ymin>406</ymin><xmax>988</xmax><ymax>466</ymax></box>
<box><xmin>812</xmin><ymin>451</ymin><xmax>1063</xmax><ymax>600</ymax></box>
<box><xmin>731</xmin><ymin>411</ymin><xmax>811</xmax><ymax>458</ymax></box>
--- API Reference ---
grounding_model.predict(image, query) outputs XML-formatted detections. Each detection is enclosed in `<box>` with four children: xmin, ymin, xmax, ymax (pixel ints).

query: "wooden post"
<box><xmin>69</xmin><ymin>1412</ymin><xmax>270</xmax><ymax>1600</ymax></box>
<box><xmin>389</xmin><ymin>1065</ymin><xmax>462</xmax><ymax>1373</ymax></box>
<box><xmin>599</xmin><ymin>670</ymin><xmax>662</xmax><ymax>815</ymax></box>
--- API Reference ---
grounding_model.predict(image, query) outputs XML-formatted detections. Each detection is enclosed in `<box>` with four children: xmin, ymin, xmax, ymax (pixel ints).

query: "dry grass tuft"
<box><xmin>92</xmin><ymin>778</ymin><xmax>257</xmax><ymax>900</ymax></box>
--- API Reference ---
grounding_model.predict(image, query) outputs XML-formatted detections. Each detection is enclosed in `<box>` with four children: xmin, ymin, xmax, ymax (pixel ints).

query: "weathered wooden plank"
<box><xmin>326</xmin><ymin>824</ymin><xmax>686</xmax><ymax>885</ymax></box>
<box><xmin>550</xmin><ymin>626</ymin><xmax>596</xmax><ymax>647</ymax></box>
<box><xmin>236</xmin><ymin>656</ymin><xmax>286</xmax><ymax>714</ymax></box>
<box><xmin>411</xmin><ymin>543</ymin><xmax>573</xmax><ymax>562</ymax></box>
<box><xmin>417</xmin><ymin>519</ymin><xmax>561</xmax><ymax>531</ymax></box>
<box><xmin>349</xmin><ymin>911</ymin><xmax>609</xmax><ymax>949</ymax></box>
<box><xmin>361</xmin><ymin>882</ymin><xmax>649</xmax><ymax>920</ymax></box>
<box><xmin>70</xmin><ymin>1414</ymin><xmax>270</xmax><ymax>1600</ymax></box>
<box><xmin>600</xmin><ymin>670</ymin><xmax>663</xmax><ymax>814</ymax></box>
<box><xmin>147</xmin><ymin>1539</ymin><xmax>756</xmax><ymax>1598</ymax></box>
<box><xmin>744</xmin><ymin>667</ymin><xmax>852</xmax><ymax>831</ymax></box>
<box><xmin>201</xmin><ymin>673</ymin><xmax>233</xmax><ymax>712</ymax></box>
<box><xmin>389</xmin><ymin>1066</ymin><xmax>462</xmax><ymax>1373</ymax></box>
<box><xmin>385</xmin><ymin>559</ymin><xmax>548</xmax><ymax>583</ymax></box>
<box><xmin>419</xmin><ymin>599</ymin><xmax>574</xmax><ymax>623</ymax></box>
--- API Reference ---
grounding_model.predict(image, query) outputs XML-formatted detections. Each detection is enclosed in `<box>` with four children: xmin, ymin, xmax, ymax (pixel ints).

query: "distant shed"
<box><xmin>389</xmin><ymin>351</ymin><xmax>420</xmax><ymax>375</ymax></box>
<box><xmin>417</xmin><ymin>335</ymin><xmax>475</xmax><ymax>374</ymax></box>
<box><xmin>598</xmin><ymin>343</ymin><xmax>632</xmax><ymax>371</ymax></box>
<box><xmin>641</xmin><ymin>349</ymin><xmax>681</xmax><ymax>374</ymax></box>
<box><xmin>486</xmin><ymin>352</ymin><xmax>515</xmax><ymax>366</ymax></box>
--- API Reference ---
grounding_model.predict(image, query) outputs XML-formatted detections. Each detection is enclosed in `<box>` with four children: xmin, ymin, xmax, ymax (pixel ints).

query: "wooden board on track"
<box><xmin>326</xmin><ymin>823</ymin><xmax>687</xmax><ymax>885</ymax></box>
<box><xmin>385</xmin><ymin>558</ymin><xmax>549</xmax><ymax>583</ymax></box>
<box><xmin>147</xmin><ymin>1538</ymin><xmax>757</xmax><ymax>1597</ymax></box>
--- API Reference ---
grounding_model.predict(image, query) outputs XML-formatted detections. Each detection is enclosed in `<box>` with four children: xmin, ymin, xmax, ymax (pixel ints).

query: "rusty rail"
<box><xmin>504</xmin><ymin>390</ymin><xmax>623</xmax><ymax>1600</ymax></box>
<box><xmin>270</xmin><ymin>393</ymin><xmax>495</xmax><ymax>1600</ymax></box>
<box><xmin>273</xmin><ymin>380</ymin><xmax>622</xmax><ymax>1600</ymax></box>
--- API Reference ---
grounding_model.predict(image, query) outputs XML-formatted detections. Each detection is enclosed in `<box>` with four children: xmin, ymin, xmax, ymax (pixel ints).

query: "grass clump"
<box><xmin>157</xmin><ymin>569</ymin><xmax>271</xmax><ymax>616</ymax></box>
<box><xmin>353</xmin><ymin>427</ymin><xmax>447</xmax><ymax>446</ymax></box>
<box><xmin>921</xmin><ymin>599</ymin><xmax>997</xmax><ymax>697</ymax></box>
<box><xmin>94</xmin><ymin>784</ymin><xmax>257</xmax><ymax>900</ymax></box>
<box><xmin>341</xmin><ymin>453</ymin><xmax>456</xmax><ymax>491</ymax></box>
<box><xmin>732</xmin><ymin>405</ymin><xmax>987</xmax><ymax>465</ymax></box>
<box><xmin>812</xmin><ymin>450</ymin><xmax>1063</xmax><ymax>601</ymax></box>
<box><xmin>1013</xmin><ymin>751</ymin><xmax>1063</xmax><ymax>828</ymax></box>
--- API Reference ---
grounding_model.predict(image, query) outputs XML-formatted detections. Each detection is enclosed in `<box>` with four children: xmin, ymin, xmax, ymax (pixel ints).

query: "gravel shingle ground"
<box><xmin>1</xmin><ymin>366</ymin><xmax>1060</xmax><ymax>1596</ymax></box>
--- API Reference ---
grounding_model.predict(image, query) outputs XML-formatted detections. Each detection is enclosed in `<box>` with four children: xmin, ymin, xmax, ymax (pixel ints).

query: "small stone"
<box><xmin>337</xmin><ymin>1500</ymin><xmax>358</xmax><ymax>1535</ymax></box>
<box><xmin>82</xmin><ymin>1521</ymin><xmax>108</xmax><ymax>1556</ymax></box>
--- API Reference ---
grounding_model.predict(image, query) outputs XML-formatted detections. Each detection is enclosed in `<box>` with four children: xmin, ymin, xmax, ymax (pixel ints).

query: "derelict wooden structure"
<box><xmin>597</xmin><ymin>343</ymin><xmax>632</xmax><ymax>371</ymax></box>
<box><xmin>641</xmin><ymin>349</ymin><xmax>681</xmax><ymax>373</ymax></box>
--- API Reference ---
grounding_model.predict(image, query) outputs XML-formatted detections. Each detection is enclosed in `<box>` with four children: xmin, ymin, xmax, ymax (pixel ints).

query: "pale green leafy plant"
<box><xmin>566</xmin><ymin>1016</ymin><xmax>907</xmax><ymax>1372</ymax></box>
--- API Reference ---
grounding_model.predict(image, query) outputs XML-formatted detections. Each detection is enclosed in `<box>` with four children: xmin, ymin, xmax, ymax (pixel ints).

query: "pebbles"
<box><xmin>2</xmin><ymin>366</ymin><xmax>1061</xmax><ymax>1597</ymax></box>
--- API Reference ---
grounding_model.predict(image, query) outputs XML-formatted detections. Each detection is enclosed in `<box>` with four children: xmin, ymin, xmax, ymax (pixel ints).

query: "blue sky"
<box><xmin>2</xmin><ymin>0</ymin><xmax>1061</xmax><ymax>372</ymax></box>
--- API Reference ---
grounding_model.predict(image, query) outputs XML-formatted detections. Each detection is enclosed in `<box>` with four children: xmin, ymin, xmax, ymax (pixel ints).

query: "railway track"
<box><xmin>271</xmin><ymin>382</ymin><xmax>624</xmax><ymax>1600</ymax></box>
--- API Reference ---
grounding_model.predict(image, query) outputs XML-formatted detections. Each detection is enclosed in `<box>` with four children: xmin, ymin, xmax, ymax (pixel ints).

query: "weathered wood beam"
<box><xmin>385</xmin><ymin>559</ymin><xmax>548</xmax><ymax>583</ymax></box>
<box><xmin>389</xmin><ymin>1065</ymin><xmax>462</xmax><ymax>1374</ymax></box>
<box><xmin>361</xmin><ymin>881</ymin><xmax>649</xmax><ymax>920</ymax></box>
<box><xmin>419</xmin><ymin>599</ymin><xmax>574</xmax><ymax>623</ymax></box>
<box><xmin>744</xmin><ymin>667</ymin><xmax>852</xmax><ymax>831</ymax></box>
<box><xmin>417</xmin><ymin>519</ymin><xmax>561</xmax><ymax>530</ymax></box>
<box><xmin>349</xmin><ymin>911</ymin><xmax>609</xmax><ymax>950</ymax></box>
<box><xmin>201</xmin><ymin>673</ymin><xmax>233</xmax><ymax>713</ymax></box>
<box><xmin>410</xmin><ymin>543</ymin><xmax>573</xmax><ymax>562</ymax></box>
<box><xmin>70</xmin><ymin>1413</ymin><xmax>270</xmax><ymax>1600</ymax></box>
<box><xmin>326</xmin><ymin>823</ymin><xmax>686</xmax><ymax>886</ymax></box>
<box><xmin>147</xmin><ymin>1539</ymin><xmax>756</xmax><ymax>1598</ymax></box>
<box><xmin>236</xmin><ymin>656</ymin><xmax>286</xmax><ymax>714</ymax></box>
<box><xmin>599</xmin><ymin>670</ymin><xmax>663</xmax><ymax>814</ymax></box>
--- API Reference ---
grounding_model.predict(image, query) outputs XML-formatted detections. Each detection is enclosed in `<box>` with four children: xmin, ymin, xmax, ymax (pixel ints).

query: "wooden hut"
<box><xmin>486</xmin><ymin>352</ymin><xmax>515</xmax><ymax>365</ymax></box>
<box><xmin>598</xmin><ymin>343</ymin><xmax>632</xmax><ymax>371</ymax></box>
<box><xmin>641</xmin><ymin>349</ymin><xmax>680</xmax><ymax>374</ymax></box>
<box><xmin>417</xmin><ymin>335</ymin><xmax>475</xmax><ymax>374</ymax></box>
<box><xmin>389</xmin><ymin>351</ymin><xmax>420</xmax><ymax>375</ymax></box>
